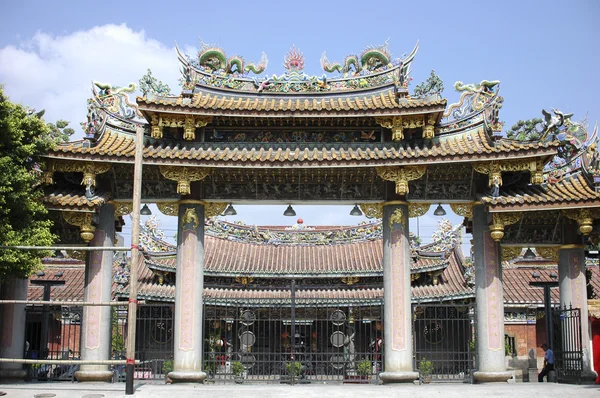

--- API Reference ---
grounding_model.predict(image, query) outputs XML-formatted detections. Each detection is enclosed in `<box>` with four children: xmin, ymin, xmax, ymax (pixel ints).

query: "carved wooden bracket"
<box><xmin>408</xmin><ymin>203</ymin><xmax>430</xmax><ymax>218</ymax></box>
<box><xmin>359</xmin><ymin>203</ymin><xmax>383</xmax><ymax>219</ymax></box>
<box><xmin>47</xmin><ymin>161</ymin><xmax>111</xmax><ymax>188</ymax></box>
<box><xmin>449</xmin><ymin>203</ymin><xmax>474</xmax><ymax>219</ymax></box>
<box><xmin>159</xmin><ymin>166</ymin><xmax>211</xmax><ymax>195</ymax></box>
<box><xmin>376</xmin><ymin>166</ymin><xmax>427</xmax><ymax>195</ymax></box>
<box><xmin>151</xmin><ymin>115</ymin><xmax>162</xmax><ymax>139</ymax></box>
<box><xmin>205</xmin><ymin>202</ymin><xmax>227</xmax><ymax>218</ymax></box>
<box><xmin>422</xmin><ymin>114</ymin><xmax>436</xmax><ymax>140</ymax></box>
<box><xmin>63</xmin><ymin>211</ymin><xmax>95</xmax><ymax>243</ymax></box>
<box><xmin>375</xmin><ymin>116</ymin><xmax>403</xmax><ymax>141</ymax></box>
<box><xmin>537</xmin><ymin>246</ymin><xmax>559</xmax><ymax>261</ymax></box>
<box><xmin>490</xmin><ymin>212</ymin><xmax>521</xmax><ymax>242</ymax></box>
<box><xmin>473</xmin><ymin>159</ymin><xmax>545</xmax><ymax>187</ymax></box>
<box><xmin>157</xmin><ymin>202</ymin><xmax>178</xmax><ymax>216</ymax></box>
<box><xmin>562</xmin><ymin>208</ymin><xmax>600</xmax><ymax>235</ymax></box>
<box><xmin>156</xmin><ymin>115</ymin><xmax>212</xmax><ymax>141</ymax></box>
<box><xmin>114</xmin><ymin>202</ymin><xmax>133</xmax><ymax>216</ymax></box>
<box><xmin>501</xmin><ymin>246</ymin><xmax>522</xmax><ymax>262</ymax></box>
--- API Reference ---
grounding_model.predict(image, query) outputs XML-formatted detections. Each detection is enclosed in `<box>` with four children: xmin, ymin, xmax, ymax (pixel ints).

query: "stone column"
<box><xmin>472</xmin><ymin>205</ymin><xmax>511</xmax><ymax>383</ymax></box>
<box><xmin>558</xmin><ymin>245</ymin><xmax>597</xmax><ymax>380</ymax></box>
<box><xmin>75</xmin><ymin>204</ymin><xmax>115</xmax><ymax>382</ymax></box>
<box><xmin>379</xmin><ymin>203</ymin><xmax>418</xmax><ymax>383</ymax></box>
<box><xmin>0</xmin><ymin>278</ymin><xmax>28</xmax><ymax>379</ymax></box>
<box><xmin>168</xmin><ymin>202</ymin><xmax>206</xmax><ymax>383</ymax></box>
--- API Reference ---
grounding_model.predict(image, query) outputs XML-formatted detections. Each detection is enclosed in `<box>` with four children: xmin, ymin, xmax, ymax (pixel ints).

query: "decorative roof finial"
<box><xmin>283</xmin><ymin>45</ymin><xmax>304</xmax><ymax>71</ymax></box>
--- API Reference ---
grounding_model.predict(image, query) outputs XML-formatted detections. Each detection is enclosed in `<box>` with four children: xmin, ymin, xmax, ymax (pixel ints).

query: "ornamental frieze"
<box><xmin>472</xmin><ymin>159</ymin><xmax>544</xmax><ymax>187</ymax></box>
<box><xmin>449</xmin><ymin>203</ymin><xmax>474</xmax><ymax>219</ymax></box>
<box><xmin>62</xmin><ymin>211</ymin><xmax>96</xmax><ymax>242</ymax></box>
<box><xmin>45</xmin><ymin>160</ymin><xmax>112</xmax><ymax>188</ymax></box>
<box><xmin>489</xmin><ymin>212</ymin><xmax>521</xmax><ymax>242</ymax></box>
<box><xmin>408</xmin><ymin>203</ymin><xmax>430</xmax><ymax>218</ymax></box>
<box><xmin>407</xmin><ymin>181</ymin><xmax>472</xmax><ymax>201</ymax></box>
<box><xmin>502</xmin><ymin>225</ymin><xmax>563</xmax><ymax>245</ymax></box>
<box><xmin>360</xmin><ymin>203</ymin><xmax>383</xmax><ymax>219</ymax></box>
<box><xmin>159</xmin><ymin>166</ymin><xmax>212</xmax><ymax>195</ymax></box>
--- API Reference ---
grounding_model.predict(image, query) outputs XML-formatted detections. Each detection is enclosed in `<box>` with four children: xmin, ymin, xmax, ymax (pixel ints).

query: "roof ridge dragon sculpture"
<box><xmin>193</xmin><ymin>38</ymin><xmax>268</xmax><ymax>75</ymax></box>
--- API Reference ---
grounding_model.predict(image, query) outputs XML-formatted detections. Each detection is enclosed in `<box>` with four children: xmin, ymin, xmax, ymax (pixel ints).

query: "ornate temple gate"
<box><xmin>202</xmin><ymin>296</ymin><xmax>384</xmax><ymax>384</ymax></box>
<box><xmin>553</xmin><ymin>305</ymin><xmax>583</xmax><ymax>384</ymax></box>
<box><xmin>412</xmin><ymin>303</ymin><xmax>476</xmax><ymax>383</ymax></box>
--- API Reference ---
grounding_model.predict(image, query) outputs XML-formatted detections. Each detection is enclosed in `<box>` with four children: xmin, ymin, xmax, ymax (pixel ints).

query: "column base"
<box><xmin>581</xmin><ymin>369</ymin><xmax>598</xmax><ymax>383</ymax></box>
<box><xmin>473</xmin><ymin>371</ymin><xmax>512</xmax><ymax>383</ymax></box>
<box><xmin>379</xmin><ymin>371</ymin><xmax>419</xmax><ymax>383</ymax></box>
<box><xmin>167</xmin><ymin>370</ymin><xmax>207</xmax><ymax>383</ymax></box>
<box><xmin>0</xmin><ymin>369</ymin><xmax>27</xmax><ymax>380</ymax></box>
<box><xmin>74</xmin><ymin>370</ymin><xmax>114</xmax><ymax>382</ymax></box>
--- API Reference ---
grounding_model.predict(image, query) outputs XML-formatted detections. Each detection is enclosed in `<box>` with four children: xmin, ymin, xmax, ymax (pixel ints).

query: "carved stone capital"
<box><xmin>360</xmin><ymin>203</ymin><xmax>383</xmax><ymax>219</ymax></box>
<box><xmin>157</xmin><ymin>202</ymin><xmax>178</xmax><ymax>216</ymax></box>
<box><xmin>376</xmin><ymin>166</ymin><xmax>427</xmax><ymax>195</ymax></box>
<box><xmin>375</xmin><ymin>116</ymin><xmax>403</xmax><ymax>141</ymax></box>
<box><xmin>159</xmin><ymin>166</ymin><xmax>211</xmax><ymax>195</ymax></box>
<box><xmin>449</xmin><ymin>203</ymin><xmax>474</xmax><ymax>219</ymax></box>
<box><xmin>205</xmin><ymin>202</ymin><xmax>227</xmax><ymax>218</ymax></box>
<box><xmin>63</xmin><ymin>211</ymin><xmax>96</xmax><ymax>243</ymax></box>
<box><xmin>562</xmin><ymin>208</ymin><xmax>600</xmax><ymax>235</ymax></box>
<box><xmin>408</xmin><ymin>203</ymin><xmax>430</xmax><ymax>218</ymax></box>
<box><xmin>490</xmin><ymin>212</ymin><xmax>521</xmax><ymax>242</ymax></box>
<box><xmin>114</xmin><ymin>202</ymin><xmax>133</xmax><ymax>216</ymax></box>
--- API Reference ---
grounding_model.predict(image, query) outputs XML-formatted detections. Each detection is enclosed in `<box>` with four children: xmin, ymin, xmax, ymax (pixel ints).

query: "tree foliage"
<box><xmin>0</xmin><ymin>86</ymin><xmax>68</xmax><ymax>279</ymax></box>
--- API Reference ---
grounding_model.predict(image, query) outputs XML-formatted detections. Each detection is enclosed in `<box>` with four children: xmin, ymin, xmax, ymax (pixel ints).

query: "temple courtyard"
<box><xmin>0</xmin><ymin>381</ymin><xmax>599</xmax><ymax>398</ymax></box>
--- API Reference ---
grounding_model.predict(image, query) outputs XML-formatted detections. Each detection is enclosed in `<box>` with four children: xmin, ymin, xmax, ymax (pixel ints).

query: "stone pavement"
<box><xmin>0</xmin><ymin>381</ymin><xmax>598</xmax><ymax>398</ymax></box>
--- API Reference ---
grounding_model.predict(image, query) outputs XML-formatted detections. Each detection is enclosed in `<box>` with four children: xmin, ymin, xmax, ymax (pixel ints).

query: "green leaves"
<box><xmin>0</xmin><ymin>86</ymin><xmax>57</xmax><ymax>279</ymax></box>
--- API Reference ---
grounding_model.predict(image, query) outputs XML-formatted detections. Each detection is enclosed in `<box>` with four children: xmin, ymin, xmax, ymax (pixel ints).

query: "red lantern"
<box><xmin>281</xmin><ymin>331</ymin><xmax>289</xmax><ymax>339</ymax></box>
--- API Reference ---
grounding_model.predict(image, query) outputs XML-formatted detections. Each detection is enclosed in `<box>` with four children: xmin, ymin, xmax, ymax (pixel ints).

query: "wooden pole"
<box><xmin>125</xmin><ymin>124</ymin><xmax>144</xmax><ymax>395</ymax></box>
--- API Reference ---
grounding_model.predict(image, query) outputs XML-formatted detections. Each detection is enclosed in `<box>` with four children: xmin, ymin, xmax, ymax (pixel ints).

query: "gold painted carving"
<box><xmin>159</xmin><ymin>166</ymin><xmax>211</xmax><ymax>195</ymax></box>
<box><xmin>51</xmin><ymin>161</ymin><xmax>111</xmax><ymax>188</ymax></box>
<box><xmin>205</xmin><ymin>202</ymin><xmax>227</xmax><ymax>219</ymax></box>
<box><xmin>184</xmin><ymin>116</ymin><xmax>195</xmax><ymax>141</ymax></box>
<box><xmin>66</xmin><ymin>250</ymin><xmax>87</xmax><ymax>261</ymax></box>
<box><xmin>360</xmin><ymin>203</ymin><xmax>383</xmax><ymax>219</ymax></box>
<box><xmin>151</xmin><ymin>115</ymin><xmax>162</xmax><ymax>139</ymax></box>
<box><xmin>43</xmin><ymin>161</ymin><xmax>55</xmax><ymax>184</ymax></box>
<box><xmin>341</xmin><ymin>276</ymin><xmax>359</xmax><ymax>286</ymax></box>
<box><xmin>63</xmin><ymin>211</ymin><xmax>96</xmax><ymax>243</ymax></box>
<box><xmin>235</xmin><ymin>276</ymin><xmax>254</xmax><ymax>286</ymax></box>
<box><xmin>562</xmin><ymin>208</ymin><xmax>600</xmax><ymax>235</ymax></box>
<box><xmin>408</xmin><ymin>203</ymin><xmax>430</xmax><ymax>218</ymax></box>
<box><xmin>537</xmin><ymin>246</ymin><xmax>559</xmax><ymax>261</ymax></box>
<box><xmin>157</xmin><ymin>203</ymin><xmax>178</xmax><ymax>216</ymax></box>
<box><xmin>473</xmin><ymin>160</ymin><xmax>544</xmax><ymax>187</ymax></box>
<box><xmin>375</xmin><ymin>116</ymin><xmax>404</xmax><ymax>141</ymax></box>
<box><xmin>490</xmin><ymin>212</ymin><xmax>521</xmax><ymax>242</ymax></box>
<box><xmin>501</xmin><ymin>246</ymin><xmax>522</xmax><ymax>262</ymax></box>
<box><xmin>180</xmin><ymin>207</ymin><xmax>200</xmax><ymax>230</ymax></box>
<box><xmin>389</xmin><ymin>208</ymin><xmax>405</xmax><ymax>228</ymax></box>
<box><xmin>376</xmin><ymin>166</ymin><xmax>427</xmax><ymax>195</ymax></box>
<box><xmin>449</xmin><ymin>203</ymin><xmax>474</xmax><ymax>219</ymax></box>
<box><xmin>114</xmin><ymin>202</ymin><xmax>133</xmax><ymax>216</ymax></box>
<box><xmin>402</xmin><ymin>115</ymin><xmax>425</xmax><ymax>129</ymax></box>
<box><xmin>422</xmin><ymin>114</ymin><xmax>436</xmax><ymax>140</ymax></box>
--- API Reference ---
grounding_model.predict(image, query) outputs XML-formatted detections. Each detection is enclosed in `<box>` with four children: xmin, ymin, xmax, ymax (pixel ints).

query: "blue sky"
<box><xmin>0</xmin><ymin>0</ymin><xmax>598</xmax><ymax>246</ymax></box>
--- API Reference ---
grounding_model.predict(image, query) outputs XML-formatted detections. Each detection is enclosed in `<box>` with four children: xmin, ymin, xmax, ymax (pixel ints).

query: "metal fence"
<box><xmin>203</xmin><ymin>298</ymin><xmax>384</xmax><ymax>384</ymax></box>
<box><xmin>553</xmin><ymin>305</ymin><xmax>583</xmax><ymax>384</ymax></box>
<box><xmin>413</xmin><ymin>303</ymin><xmax>475</xmax><ymax>383</ymax></box>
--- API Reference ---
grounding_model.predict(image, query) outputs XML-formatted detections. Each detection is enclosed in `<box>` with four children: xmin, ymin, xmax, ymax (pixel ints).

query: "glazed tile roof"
<box><xmin>42</xmin><ymin>188</ymin><xmax>110</xmax><ymax>211</ymax></box>
<box><xmin>28</xmin><ymin>261</ymin><xmax>85</xmax><ymax>302</ymax></box>
<box><xmin>136</xmin><ymin>87</ymin><xmax>447</xmax><ymax>116</ymax></box>
<box><xmin>50</xmin><ymin>128</ymin><xmax>558</xmax><ymax>167</ymax></box>
<box><xmin>143</xmin><ymin>235</ymin><xmax>448</xmax><ymax>277</ymax></box>
<box><xmin>481</xmin><ymin>173</ymin><xmax>600</xmax><ymax>211</ymax></box>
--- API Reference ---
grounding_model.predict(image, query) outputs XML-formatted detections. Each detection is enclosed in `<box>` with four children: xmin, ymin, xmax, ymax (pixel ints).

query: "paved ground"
<box><xmin>0</xmin><ymin>381</ymin><xmax>599</xmax><ymax>398</ymax></box>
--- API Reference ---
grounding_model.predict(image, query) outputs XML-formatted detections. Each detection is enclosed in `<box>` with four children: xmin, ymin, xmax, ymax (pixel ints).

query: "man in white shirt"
<box><xmin>538</xmin><ymin>343</ymin><xmax>555</xmax><ymax>382</ymax></box>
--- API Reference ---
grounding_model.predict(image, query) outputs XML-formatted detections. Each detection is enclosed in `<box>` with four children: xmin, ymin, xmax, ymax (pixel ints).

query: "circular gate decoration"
<box><xmin>240</xmin><ymin>331</ymin><xmax>256</xmax><ymax>347</ymax></box>
<box><xmin>151</xmin><ymin>319</ymin><xmax>173</xmax><ymax>344</ymax></box>
<box><xmin>330</xmin><ymin>331</ymin><xmax>345</xmax><ymax>348</ymax></box>
<box><xmin>423</xmin><ymin>321</ymin><xmax>445</xmax><ymax>344</ymax></box>
<box><xmin>240</xmin><ymin>310</ymin><xmax>257</xmax><ymax>326</ymax></box>
<box><xmin>329</xmin><ymin>354</ymin><xmax>345</xmax><ymax>369</ymax></box>
<box><xmin>240</xmin><ymin>354</ymin><xmax>256</xmax><ymax>369</ymax></box>
<box><xmin>329</xmin><ymin>310</ymin><xmax>346</xmax><ymax>325</ymax></box>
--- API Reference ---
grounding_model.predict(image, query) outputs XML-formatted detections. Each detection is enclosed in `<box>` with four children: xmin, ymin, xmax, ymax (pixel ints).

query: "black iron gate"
<box><xmin>203</xmin><ymin>297</ymin><xmax>384</xmax><ymax>384</ymax></box>
<box><xmin>413</xmin><ymin>303</ymin><xmax>476</xmax><ymax>383</ymax></box>
<box><xmin>552</xmin><ymin>305</ymin><xmax>583</xmax><ymax>384</ymax></box>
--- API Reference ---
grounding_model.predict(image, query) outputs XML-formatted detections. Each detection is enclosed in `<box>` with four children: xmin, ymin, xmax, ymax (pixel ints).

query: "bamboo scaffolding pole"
<box><xmin>0</xmin><ymin>246</ymin><xmax>131</xmax><ymax>251</ymax></box>
<box><xmin>125</xmin><ymin>124</ymin><xmax>144</xmax><ymax>395</ymax></box>
<box><xmin>0</xmin><ymin>300</ymin><xmax>146</xmax><ymax>306</ymax></box>
<box><xmin>0</xmin><ymin>359</ymin><xmax>140</xmax><ymax>365</ymax></box>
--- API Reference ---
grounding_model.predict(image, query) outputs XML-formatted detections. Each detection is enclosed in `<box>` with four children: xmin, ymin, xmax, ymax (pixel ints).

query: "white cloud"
<box><xmin>0</xmin><ymin>24</ymin><xmax>180</xmax><ymax>136</ymax></box>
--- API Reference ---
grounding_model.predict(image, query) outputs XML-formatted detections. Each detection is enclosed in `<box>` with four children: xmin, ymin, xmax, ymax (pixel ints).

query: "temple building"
<box><xmin>2</xmin><ymin>39</ymin><xmax>600</xmax><ymax>384</ymax></box>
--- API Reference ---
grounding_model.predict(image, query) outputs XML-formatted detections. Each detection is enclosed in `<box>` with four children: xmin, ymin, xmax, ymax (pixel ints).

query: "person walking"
<box><xmin>538</xmin><ymin>343</ymin><xmax>555</xmax><ymax>382</ymax></box>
